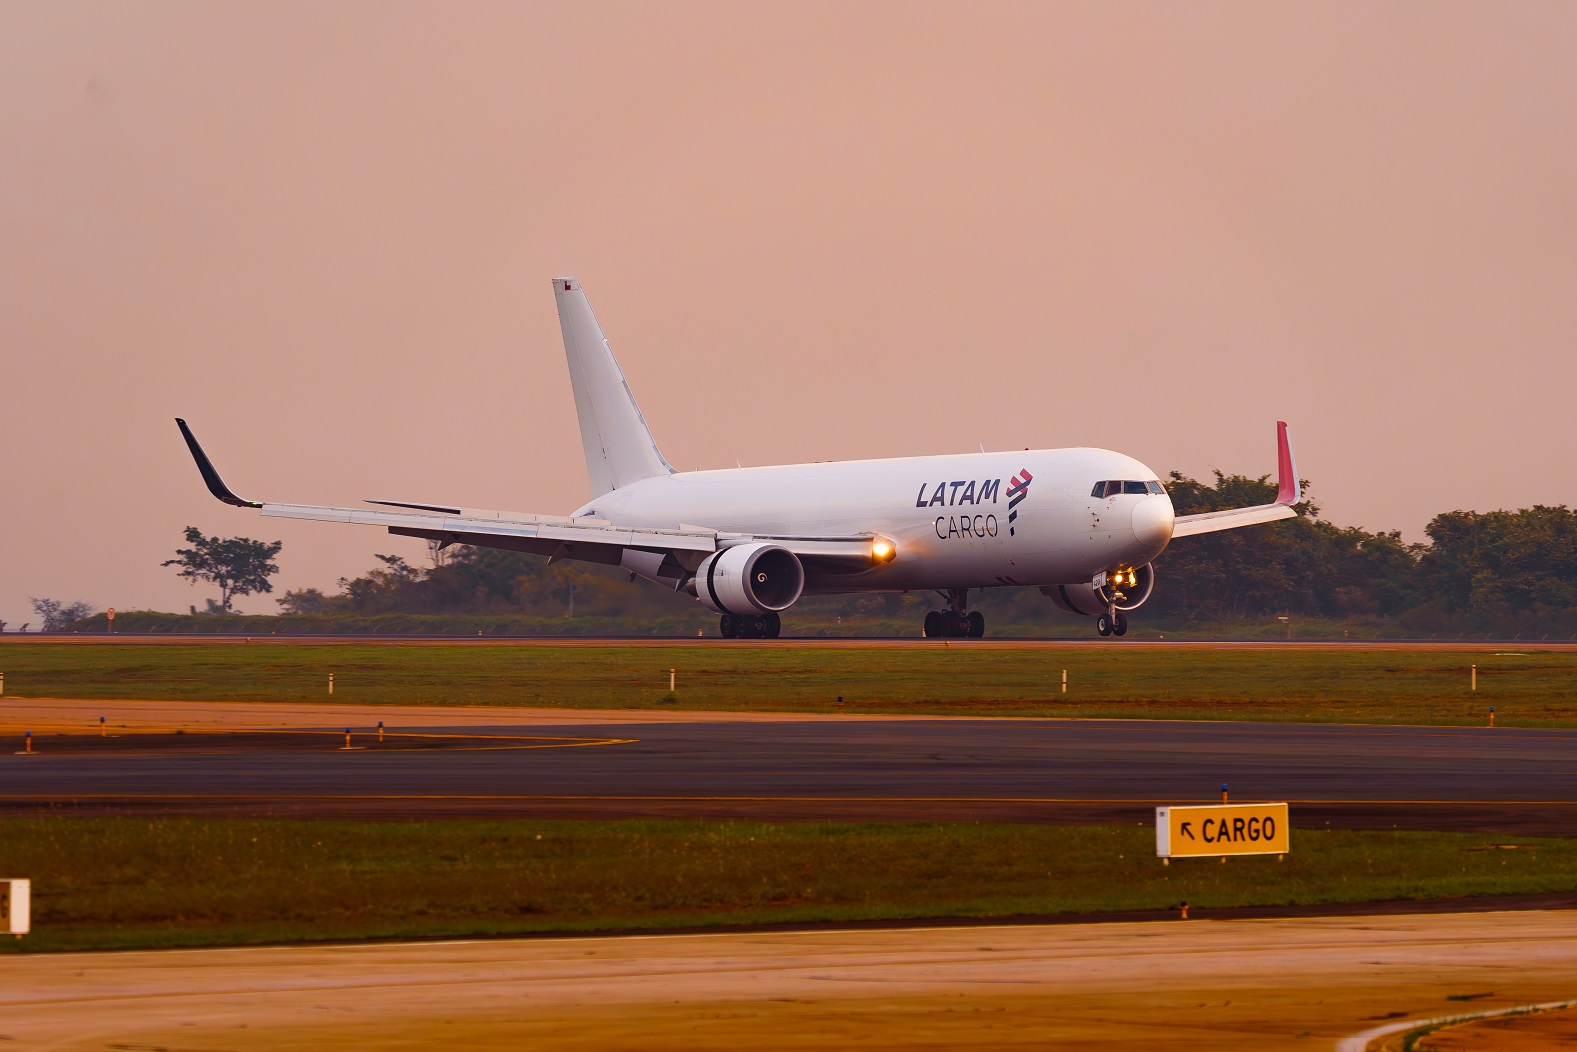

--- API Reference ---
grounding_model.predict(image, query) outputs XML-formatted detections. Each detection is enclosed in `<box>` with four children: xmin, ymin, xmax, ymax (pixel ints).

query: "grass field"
<box><xmin>3</xmin><ymin>817</ymin><xmax>1575</xmax><ymax>953</ymax></box>
<box><xmin>0</xmin><ymin>643</ymin><xmax>1574</xmax><ymax>725</ymax></box>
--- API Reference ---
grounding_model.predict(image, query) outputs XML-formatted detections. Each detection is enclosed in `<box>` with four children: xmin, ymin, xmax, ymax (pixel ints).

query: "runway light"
<box><xmin>870</xmin><ymin>538</ymin><xmax>896</xmax><ymax>563</ymax></box>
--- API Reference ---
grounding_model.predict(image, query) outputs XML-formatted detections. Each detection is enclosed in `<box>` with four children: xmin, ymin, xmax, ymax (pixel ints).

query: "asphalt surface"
<box><xmin>8</xmin><ymin>912</ymin><xmax>1577</xmax><ymax>1050</ymax></box>
<box><xmin>6</xmin><ymin>716</ymin><xmax>1577</xmax><ymax>833</ymax></box>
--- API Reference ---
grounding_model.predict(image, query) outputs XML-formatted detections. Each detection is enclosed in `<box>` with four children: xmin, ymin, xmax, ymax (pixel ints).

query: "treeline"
<box><xmin>1145</xmin><ymin>472</ymin><xmax>1575</xmax><ymax>635</ymax></box>
<box><xmin>44</xmin><ymin>473</ymin><xmax>1573</xmax><ymax>637</ymax></box>
<box><xmin>276</xmin><ymin>548</ymin><xmax>704</xmax><ymax>622</ymax></box>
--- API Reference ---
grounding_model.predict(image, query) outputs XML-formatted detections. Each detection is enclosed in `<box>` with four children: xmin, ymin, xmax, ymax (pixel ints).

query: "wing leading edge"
<box><xmin>1170</xmin><ymin>421</ymin><xmax>1302</xmax><ymax>539</ymax></box>
<box><xmin>173</xmin><ymin>421</ymin><xmax>883</xmax><ymax>587</ymax></box>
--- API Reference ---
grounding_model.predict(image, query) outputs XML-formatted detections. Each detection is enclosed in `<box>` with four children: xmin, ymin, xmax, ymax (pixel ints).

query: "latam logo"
<box><xmin>1006</xmin><ymin>468</ymin><xmax>1033</xmax><ymax>536</ymax></box>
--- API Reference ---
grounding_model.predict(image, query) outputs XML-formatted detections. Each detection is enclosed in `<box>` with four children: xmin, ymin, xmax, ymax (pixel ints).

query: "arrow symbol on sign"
<box><xmin>1180</xmin><ymin>822</ymin><xmax>1195</xmax><ymax>840</ymax></box>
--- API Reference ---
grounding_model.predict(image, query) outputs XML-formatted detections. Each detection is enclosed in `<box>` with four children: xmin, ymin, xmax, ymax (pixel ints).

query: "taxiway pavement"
<box><xmin>3</xmin><ymin>699</ymin><xmax>1575</xmax><ymax>832</ymax></box>
<box><xmin>3</xmin><ymin>911</ymin><xmax>1574</xmax><ymax>1050</ymax></box>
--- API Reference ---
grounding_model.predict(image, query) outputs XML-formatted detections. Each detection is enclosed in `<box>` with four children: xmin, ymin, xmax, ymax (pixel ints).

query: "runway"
<box><xmin>5</xmin><ymin>633</ymin><xmax>1574</xmax><ymax>650</ymax></box>
<box><xmin>5</xmin><ymin>699</ymin><xmax>1577</xmax><ymax>833</ymax></box>
<box><xmin>4</xmin><ymin>911</ymin><xmax>1575</xmax><ymax>1050</ymax></box>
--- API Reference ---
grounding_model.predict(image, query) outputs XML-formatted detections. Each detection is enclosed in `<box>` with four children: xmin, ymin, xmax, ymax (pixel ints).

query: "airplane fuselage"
<box><xmin>575</xmin><ymin>446</ymin><xmax>1173</xmax><ymax>594</ymax></box>
<box><xmin>174</xmin><ymin>274</ymin><xmax>1297</xmax><ymax>639</ymax></box>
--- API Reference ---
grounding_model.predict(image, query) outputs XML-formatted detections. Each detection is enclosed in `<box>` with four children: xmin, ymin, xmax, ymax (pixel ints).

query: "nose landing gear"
<box><xmin>1096</xmin><ymin>610</ymin><xmax>1128</xmax><ymax>637</ymax></box>
<box><xmin>924</xmin><ymin>589</ymin><xmax>985</xmax><ymax>638</ymax></box>
<box><xmin>1095</xmin><ymin>570</ymin><xmax>1131</xmax><ymax>637</ymax></box>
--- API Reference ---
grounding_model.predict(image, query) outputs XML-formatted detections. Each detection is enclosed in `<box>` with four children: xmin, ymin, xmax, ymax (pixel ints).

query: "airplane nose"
<box><xmin>1132</xmin><ymin>495</ymin><xmax>1175</xmax><ymax>548</ymax></box>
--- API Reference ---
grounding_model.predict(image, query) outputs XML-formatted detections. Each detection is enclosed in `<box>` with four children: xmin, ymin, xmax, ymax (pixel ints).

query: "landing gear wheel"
<box><xmin>1112</xmin><ymin>611</ymin><xmax>1128</xmax><ymax>637</ymax></box>
<box><xmin>924</xmin><ymin>611</ymin><xmax>942</xmax><ymax>638</ymax></box>
<box><xmin>721</xmin><ymin>612</ymin><xmax>781</xmax><ymax>639</ymax></box>
<box><xmin>967</xmin><ymin>611</ymin><xmax>985</xmax><ymax>638</ymax></box>
<box><xmin>1096</xmin><ymin>613</ymin><xmax>1113</xmax><ymax>637</ymax></box>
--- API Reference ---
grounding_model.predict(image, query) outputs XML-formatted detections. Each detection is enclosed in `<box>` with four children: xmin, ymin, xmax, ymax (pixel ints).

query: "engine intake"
<box><xmin>693</xmin><ymin>543</ymin><xmax>805</xmax><ymax>615</ymax></box>
<box><xmin>1043</xmin><ymin>564</ymin><xmax>1155</xmax><ymax>616</ymax></box>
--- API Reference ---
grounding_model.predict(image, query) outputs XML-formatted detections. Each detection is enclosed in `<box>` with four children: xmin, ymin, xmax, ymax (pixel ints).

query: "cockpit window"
<box><xmin>1095</xmin><ymin>480</ymin><xmax>1165</xmax><ymax>497</ymax></box>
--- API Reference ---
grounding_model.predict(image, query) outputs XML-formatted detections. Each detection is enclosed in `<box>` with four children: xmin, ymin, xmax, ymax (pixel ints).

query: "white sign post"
<box><xmin>2</xmin><ymin>879</ymin><xmax>29</xmax><ymax>937</ymax></box>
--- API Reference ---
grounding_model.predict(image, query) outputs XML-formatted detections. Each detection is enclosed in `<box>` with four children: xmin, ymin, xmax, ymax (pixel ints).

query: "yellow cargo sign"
<box><xmin>1156</xmin><ymin>802</ymin><xmax>1289</xmax><ymax>858</ymax></box>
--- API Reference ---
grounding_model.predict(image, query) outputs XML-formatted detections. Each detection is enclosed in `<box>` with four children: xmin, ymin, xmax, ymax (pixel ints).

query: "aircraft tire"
<box><xmin>924</xmin><ymin>611</ymin><xmax>942</xmax><ymax>638</ymax></box>
<box><xmin>765</xmin><ymin>613</ymin><xmax>781</xmax><ymax>638</ymax></box>
<box><xmin>1113</xmin><ymin>611</ymin><xmax>1128</xmax><ymax>637</ymax></box>
<box><xmin>720</xmin><ymin>614</ymin><xmax>738</xmax><ymax>639</ymax></box>
<box><xmin>967</xmin><ymin>611</ymin><xmax>985</xmax><ymax>637</ymax></box>
<box><xmin>1096</xmin><ymin>613</ymin><xmax>1113</xmax><ymax>637</ymax></box>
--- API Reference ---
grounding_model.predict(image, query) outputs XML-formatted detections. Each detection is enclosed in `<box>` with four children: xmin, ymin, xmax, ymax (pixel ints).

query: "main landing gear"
<box><xmin>924</xmin><ymin>589</ymin><xmax>985</xmax><ymax>638</ymax></box>
<box><xmin>720</xmin><ymin>612</ymin><xmax>780</xmax><ymax>639</ymax></box>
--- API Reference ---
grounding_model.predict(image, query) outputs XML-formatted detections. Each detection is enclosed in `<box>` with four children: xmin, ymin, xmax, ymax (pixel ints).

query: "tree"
<box><xmin>1416</xmin><ymin>505</ymin><xmax>1577</xmax><ymax>629</ymax></box>
<box><xmin>276</xmin><ymin>587</ymin><xmax>334</xmax><ymax>614</ymax></box>
<box><xmin>162</xmin><ymin>527</ymin><xmax>283</xmax><ymax>612</ymax></box>
<box><xmin>30</xmin><ymin>598</ymin><xmax>96</xmax><ymax>632</ymax></box>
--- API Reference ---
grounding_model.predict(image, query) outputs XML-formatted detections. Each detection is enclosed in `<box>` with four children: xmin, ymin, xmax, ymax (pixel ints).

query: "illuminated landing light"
<box><xmin>870</xmin><ymin>538</ymin><xmax>897</xmax><ymax>564</ymax></box>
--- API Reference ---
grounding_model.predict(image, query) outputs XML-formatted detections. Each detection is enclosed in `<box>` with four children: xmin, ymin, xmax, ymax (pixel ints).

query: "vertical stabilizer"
<box><xmin>552</xmin><ymin>277</ymin><xmax>675</xmax><ymax>496</ymax></box>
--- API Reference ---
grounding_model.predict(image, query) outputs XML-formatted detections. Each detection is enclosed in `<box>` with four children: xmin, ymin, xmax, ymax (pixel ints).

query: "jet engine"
<box><xmin>1043</xmin><ymin>563</ymin><xmax>1156</xmax><ymax>616</ymax></box>
<box><xmin>692</xmin><ymin>543</ymin><xmax>805</xmax><ymax>615</ymax></box>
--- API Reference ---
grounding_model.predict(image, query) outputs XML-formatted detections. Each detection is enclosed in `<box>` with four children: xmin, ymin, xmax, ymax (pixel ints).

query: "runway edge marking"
<box><xmin>1335</xmin><ymin>997</ymin><xmax>1577</xmax><ymax>1052</ymax></box>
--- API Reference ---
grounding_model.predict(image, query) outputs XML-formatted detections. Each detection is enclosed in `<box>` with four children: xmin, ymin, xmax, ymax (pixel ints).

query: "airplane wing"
<box><xmin>175</xmin><ymin>420</ymin><xmax>884</xmax><ymax>587</ymax></box>
<box><xmin>1170</xmin><ymin>421</ymin><xmax>1303</xmax><ymax>539</ymax></box>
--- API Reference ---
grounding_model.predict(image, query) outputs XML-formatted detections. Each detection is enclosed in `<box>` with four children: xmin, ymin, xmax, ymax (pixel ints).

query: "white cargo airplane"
<box><xmin>178</xmin><ymin>276</ymin><xmax>1301</xmax><ymax>639</ymax></box>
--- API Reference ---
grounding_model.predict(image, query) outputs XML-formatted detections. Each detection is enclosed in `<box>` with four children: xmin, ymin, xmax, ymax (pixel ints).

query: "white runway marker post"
<box><xmin>670</xmin><ymin>668</ymin><xmax>676</xmax><ymax>692</ymax></box>
<box><xmin>2</xmin><ymin>879</ymin><xmax>29</xmax><ymax>937</ymax></box>
<box><xmin>329</xmin><ymin>673</ymin><xmax>334</xmax><ymax>696</ymax></box>
<box><xmin>1061</xmin><ymin>669</ymin><xmax>1067</xmax><ymax>694</ymax></box>
<box><xmin>1472</xmin><ymin>664</ymin><xmax>1477</xmax><ymax>691</ymax></box>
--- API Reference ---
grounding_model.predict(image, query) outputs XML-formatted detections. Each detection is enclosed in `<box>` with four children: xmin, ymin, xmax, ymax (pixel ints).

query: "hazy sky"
<box><xmin>3</xmin><ymin>2</ymin><xmax>1574</xmax><ymax>625</ymax></box>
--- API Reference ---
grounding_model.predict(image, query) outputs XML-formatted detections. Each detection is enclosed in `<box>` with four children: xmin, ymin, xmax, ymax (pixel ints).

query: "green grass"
<box><xmin>4</xmin><ymin>818</ymin><xmax>1576</xmax><ymax>953</ymax></box>
<box><xmin>1</xmin><ymin>643</ymin><xmax>1574</xmax><ymax>725</ymax></box>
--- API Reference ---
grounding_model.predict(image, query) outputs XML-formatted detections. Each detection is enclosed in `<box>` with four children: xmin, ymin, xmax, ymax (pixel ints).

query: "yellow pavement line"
<box><xmin>2</xmin><ymin>794</ymin><xmax>1575</xmax><ymax>805</ymax></box>
<box><xmin>0</xmin><ymin>729</ymin><xmax>636</xmax><ymax>749</ymax></box>
<box><xmin>1335</xmin><ymin>998</ymin><xmax>1577</xmax><ymax>1052</ymax></box>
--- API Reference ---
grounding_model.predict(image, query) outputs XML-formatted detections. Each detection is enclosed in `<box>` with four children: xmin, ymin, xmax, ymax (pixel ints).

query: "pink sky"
<box><xmin>3</xmin><ymin>2</ymin><xmax>1574</xmax><ymax>625</ymax></box>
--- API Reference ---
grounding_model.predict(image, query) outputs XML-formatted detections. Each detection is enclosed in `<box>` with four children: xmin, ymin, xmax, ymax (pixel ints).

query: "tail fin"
<box><xmin>552</xmin><ymin>277</ymin><xmax>675</xmax><ymax>496</ymax></box>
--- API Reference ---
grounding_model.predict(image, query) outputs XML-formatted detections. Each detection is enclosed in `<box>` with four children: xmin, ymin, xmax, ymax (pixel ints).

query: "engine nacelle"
<box><xmin>1043</xmin><ymin>564</ymin><xmax>1156</xmax><ymax>616</ymax></box>
<box><xmin>692</xmin><ymin>543</ymin><xmax>805</xmax><ymax>615</ymax></box>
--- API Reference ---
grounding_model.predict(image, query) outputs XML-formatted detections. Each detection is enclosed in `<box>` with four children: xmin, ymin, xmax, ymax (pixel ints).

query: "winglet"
<box><xmin>1274</xmin><ymin>421</ymin><xmax>1300</xmax><ymax>505</ymax></box>
<box><xmin>175</xmin><ymin>419</ymin><xmax>261</xmax><ymax>508</ymax></box>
